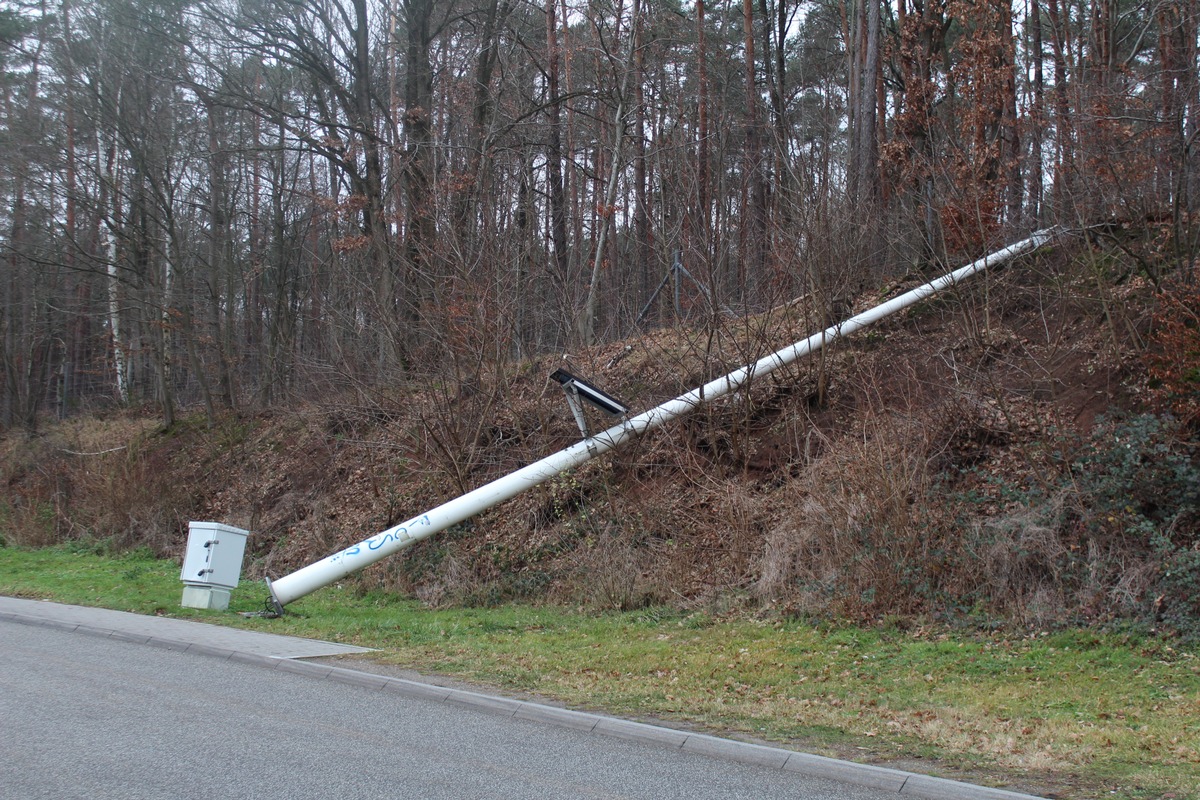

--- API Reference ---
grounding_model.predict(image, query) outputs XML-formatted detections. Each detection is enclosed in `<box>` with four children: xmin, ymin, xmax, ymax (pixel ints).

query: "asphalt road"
<box><xmin>1</xmin><ymin>621</ymin><xmax>904</xmax><ymax>800</ymax></box>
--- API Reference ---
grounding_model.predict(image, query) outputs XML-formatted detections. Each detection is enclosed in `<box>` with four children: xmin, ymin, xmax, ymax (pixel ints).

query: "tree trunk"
<box><xmin>578</xmin><ymin>0</ymin><xmax>638</xmax><ymax>346</ymax></box>
<box><xmin>634</xmin><ymin>4</ymin><xmax>651</xmax><ymax>319</ymax></box>
<box><xmin>742</xmin><ymin>0</ymin><xmax>767</xmax><ymax>306</ymax></box>
<box><xmin>403</xmin><ymin>0</ymin><xmax>436</xmax><ymax>359</ymax></box>
<box><xmin>846</xmin><ymin>0</ymin><xmax>881</xmax><ymax>226</ymax></box>
<box><xmin>546</xmin><ymin>0</ymin><xmax>569</xmax><ymax>349</ymax></box>
<box><xmin>1046</xmin><ymin>0</ymin><xmax>1074</xmax><ymax>214</ymax></box>
<box><xmin>455</xmin><ymin>0</ymin><xmax>509</xmax><ymax>237</ymax></box>
<box><xmin>1029</xmin><ymin>0</ymin><xmax>1045</xmax><ymax>223</ymax></box>
<box><xmin>999</xmin><ymin>0</ymin><xmax>1022</xmax><ymax>227</ymax></box>
<box><xmin>696</xmin><ymin>0</ymin><xmax>710</xmax><ymax>268</ymax></box>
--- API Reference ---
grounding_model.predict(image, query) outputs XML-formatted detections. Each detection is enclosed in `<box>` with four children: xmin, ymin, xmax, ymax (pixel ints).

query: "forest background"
<box><xmin>1</xmin><ymin>0</ymin><xmax>1199</xmax><ymax>629</ymax></box>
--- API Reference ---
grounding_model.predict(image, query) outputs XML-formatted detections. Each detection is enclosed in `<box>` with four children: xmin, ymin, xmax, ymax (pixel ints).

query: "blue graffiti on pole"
<box><xmin>366</xmin><ymin>524</ymin><xmax>421</xmax><ymax>551</ymax></box>
<box><xmin>367</xmin><ymin>532</ymin><xmax>394</xmax><ymax>550</ymax></box>
<box><xmin>324</xmin><ymin>514</ymin><xmax>433</xmax><ymax>562</ymax></box>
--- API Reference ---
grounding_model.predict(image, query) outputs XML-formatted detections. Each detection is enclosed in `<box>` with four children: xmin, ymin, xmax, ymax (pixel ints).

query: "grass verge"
<box><xmin>1</xmin><ymin>544</ymin><xmax>1197</xmax><ymax>799</ymax></box>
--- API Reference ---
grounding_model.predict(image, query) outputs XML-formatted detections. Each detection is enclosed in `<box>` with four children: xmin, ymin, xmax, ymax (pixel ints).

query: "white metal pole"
<box><xmin>266</xmin><ymin>228</ymin><xmax>1059</xmax><ymax>610</ymax></box>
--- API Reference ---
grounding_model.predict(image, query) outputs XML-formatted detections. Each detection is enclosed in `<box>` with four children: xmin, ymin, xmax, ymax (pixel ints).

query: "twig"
<box><xmin>59</xmin><ymin>445</ymin><xmax>127</xmax><ymax>456</ymax></box>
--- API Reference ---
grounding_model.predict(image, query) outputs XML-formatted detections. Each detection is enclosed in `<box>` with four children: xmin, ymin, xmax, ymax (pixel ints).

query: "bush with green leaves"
<box><xmin>1072</xmin><ymin>414</ymin><xmax>1200</xmax><ymax>633</ymax></box>
<box><xmin>1073</xmin><ymin>414</ymin><xmax>1200</xmax><ymax>541</ymax></box>
<box><xmin>965</xmin><ymin>413</ymin><xmax>1200</xmax><ymax>633</ymax></box>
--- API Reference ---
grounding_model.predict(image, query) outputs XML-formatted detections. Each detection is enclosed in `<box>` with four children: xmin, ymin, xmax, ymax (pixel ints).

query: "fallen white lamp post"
<box><xmin>264</xmin><ymin>228</ymin><xmax>1061</xmax><ymax>613</ymax></box>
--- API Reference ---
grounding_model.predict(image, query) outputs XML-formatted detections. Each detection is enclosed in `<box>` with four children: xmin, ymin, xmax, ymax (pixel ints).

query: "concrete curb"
<box><xmin>2</xmin><ymin>608</ymin><xmax>1047</xmax><ymax>800</ymax></box>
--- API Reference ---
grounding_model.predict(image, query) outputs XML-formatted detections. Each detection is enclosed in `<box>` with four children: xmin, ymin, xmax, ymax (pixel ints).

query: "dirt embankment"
<box><xmin>4</xmin><ymin>235</ymin><xmax>1197</xmax><ymax>632</ymax></box>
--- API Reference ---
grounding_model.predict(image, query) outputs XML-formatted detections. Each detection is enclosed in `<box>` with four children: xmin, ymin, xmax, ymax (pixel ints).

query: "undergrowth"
<box><xmin>964</xmin><ymin>413</ymin><xmax>1200</xmax><ymax>636</ymax></box>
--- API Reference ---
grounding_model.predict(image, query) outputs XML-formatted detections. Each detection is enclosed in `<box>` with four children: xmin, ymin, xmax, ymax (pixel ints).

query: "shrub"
<box><xmin>1074</xmin><ymin>414</ymin><xmax>1200</xmax><ymax>635</ymax></box>
<box><xmin>1072</xmin><ymin>414</ymin><xmax>1200</xmax><ymax>541</ymax></box>
<box><xmin>970</xmin><ymin>413</ymin><xmax>1200</xmax><ymax>632</ymax></box>
<box><xmin>753</xmin><ymin>414</ymin><xmax>950</xmax><ymax>620</ymax></box>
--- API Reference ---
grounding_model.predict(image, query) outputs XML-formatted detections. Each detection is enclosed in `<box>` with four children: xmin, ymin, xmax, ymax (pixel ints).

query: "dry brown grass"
<box><xmin>753</xmin><ymin>412</ymin><xmax>947</xmax><ymax>618</ymax></box>
<box><xmin>0</xmin><ymin>415</ymin><xmax>162</xmax><ymax>548</ymax></box>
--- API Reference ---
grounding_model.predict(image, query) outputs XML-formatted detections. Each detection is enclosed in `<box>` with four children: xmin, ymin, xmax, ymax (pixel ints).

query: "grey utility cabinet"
<box><xmin>180</xmin><ymin>521</ymin><xmax>249</xmax><ymax>611</ymax></box>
